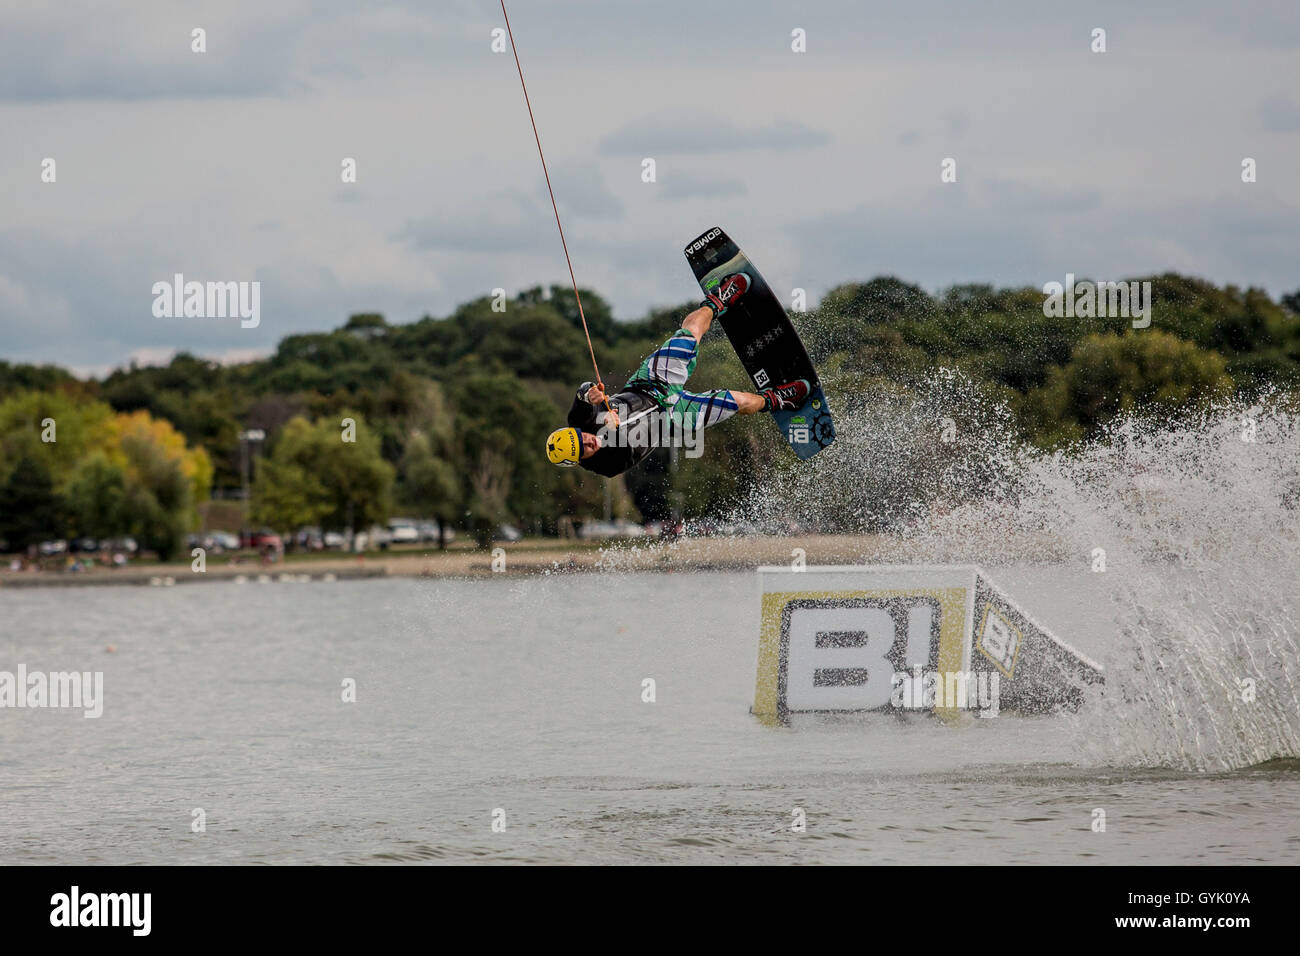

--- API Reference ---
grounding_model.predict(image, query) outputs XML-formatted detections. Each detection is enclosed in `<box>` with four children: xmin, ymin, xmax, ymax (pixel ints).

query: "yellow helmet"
<box><xmin>546</xmin><ymin>427</ymin><xmax>581</xmax><ymax>466</ymax></box>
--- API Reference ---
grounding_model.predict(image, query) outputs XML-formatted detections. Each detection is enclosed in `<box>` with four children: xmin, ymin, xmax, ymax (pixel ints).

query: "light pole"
<box><xmin>239</xmin><ymin>429</ymin><xmax>266</xmax><ymax>525</ymax></box>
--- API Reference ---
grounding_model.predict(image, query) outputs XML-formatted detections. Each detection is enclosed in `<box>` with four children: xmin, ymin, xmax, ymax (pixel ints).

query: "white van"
<box><xmin>387</xmin><ymin>518</ymin><xmax>420</xmax><ymax>544</ymax></box>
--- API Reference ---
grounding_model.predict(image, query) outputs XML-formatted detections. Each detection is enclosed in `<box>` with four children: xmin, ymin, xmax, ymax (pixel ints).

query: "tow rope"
<box><xmin>499</xmin><ymin>1</ymin><xmax>614</xmax><ymax>419</ymax></box>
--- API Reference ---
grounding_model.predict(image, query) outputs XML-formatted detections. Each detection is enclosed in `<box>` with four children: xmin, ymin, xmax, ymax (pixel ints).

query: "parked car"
<box><xmin>387</xmin><ymin>518</ymin><xmax>420</xmax><ymax>544</ymax></box>
<box><xmin>353</xmin><ymin>526</ymin><xmax>392</xmax><ymax>551</ymax></box>
<box><xmin>38</xmin><ymin>539</ymin><xmax>68</xmax><ymax>555</ymax></box>
<box><xmin>577</xmin><ymin>520</ymin><xmax>647</xmax><ymax>540</ymax></box>
<box><xmin>208</xmin><ymin>530</ymin><xmax>240</xmax><ymax>552</ymax></box>
<box><xmin>71</xmin><ymin>537</ymin><xmax>100</xmax><ymax>553</ymax></box>
<box><xmin>715</xmin><ymin>520</ymin><xmax>765</xmax><ymax>536</ymax></box>
<box><xmin>417</xmin><ymin>521</ymin><xmax>456</xmax><ymax>544</ymax></box>
<box><xmin>104</xmin><ymin>536</ymin><xmax>138</xmax><ymax>554</ymax></box>
<box><xmin>323</xmin><ymin>531</ymin><xmax>346</xmax><ymax>550</ymax></box>
<box><xmin>496</xmin><ymin>524</ymin><xmax>523</xmax><ymax>542</ymax></box>
<box><xmin>294</xmin><ymin>527</ymin><xmax>325</xmax><ymax>551</ymax></box>
<box><xmin>240</xmin><ymin>529</ymin><xmax>283</xmax><ymax>551</ymax></box>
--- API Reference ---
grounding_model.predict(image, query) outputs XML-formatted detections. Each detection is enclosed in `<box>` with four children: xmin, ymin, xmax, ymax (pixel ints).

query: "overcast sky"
<box><xmin>2</xmin><ymin>0</ymin><xmax>1298</xmax><ymax>376</ymax></box>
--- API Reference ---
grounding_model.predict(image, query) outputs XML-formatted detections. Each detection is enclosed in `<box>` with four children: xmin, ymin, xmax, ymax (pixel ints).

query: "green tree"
<box><xmin>0</xmin><ymin>362</ymin><xmax>85</xmax><ymax>401</ymax></box>
<box><xmin>249</xmin><ymin>457</ymin><xmax>329</xmax><ymax>532</ymax></box>
<box><xmin>64</xmin><ymin>454</ymin><xmax>129</xmax><ymax>540</ymax></box>
<box><xmin>117</xmin><ymin>430</ymin><xmax>194</xmax><ymax>561</ymax></box>
<box><xmin>0</xmin><ymin>455</ymin><xmax>60</xmax><ymax>552</ymax></box>
<box><xmin>467</xmin><ymin>445</ymin><xmax>511</xmax><ymax>547</ymax></box>
<box><xmin>536</xmin><ymin>285</ymin><xmax>617</xmax><ymax>342</ymax></box>
<box><xmin>0</xmin><ymin>390</ymin><xmax>116</xmax><ymax>488</ymax></box>
<box><xmin>449</xmin><ymin>367</ymin><xmax>589</xmax><ymax>536</ymax></box>
<box><xmin>252</xmin><ymin>413</ymin><xmax>394</xmax><ymax>534</ymax></box>
<box><xmin>342</xmin><ymin>312</ymin><xmax>389</xmax><ymax>340</ymax></box>
<box><xmin>1020</xmin><ymin>330</ymin><xmax>1234</xmax><ymax>445</ymax></box>
<box><xmin>820</xmin><ymin>277</ymin><xmax>938</xmax><ymax>324</ymax></box>
<box><xmin>399</xmin><ymin>432</ymin><xmax>460</xmax><ymax>548</ymax></box>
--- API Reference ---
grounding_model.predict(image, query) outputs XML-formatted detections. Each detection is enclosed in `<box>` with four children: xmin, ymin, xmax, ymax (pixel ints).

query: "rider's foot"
<box><xmin>762</xmin><ymin>379</ymin><xmax>810</xmax><ymax>412</ymax></box>
<box><xmin>702</xmin><ymin>271</ymin><xmax>750</xmax><ymax>317</ymax></box>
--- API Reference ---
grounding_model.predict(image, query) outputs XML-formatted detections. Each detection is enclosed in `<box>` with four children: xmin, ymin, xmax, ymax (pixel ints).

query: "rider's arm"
<box><xmin>567</xmin><ymin>382</ymin><xmax>599</xmax><ymax>430</ymax></box>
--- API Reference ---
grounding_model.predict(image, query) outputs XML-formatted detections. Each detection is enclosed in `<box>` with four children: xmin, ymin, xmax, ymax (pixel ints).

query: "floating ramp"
<box><xmin>754</xmin><ymin>565</ymin><xmax>1103</xmax><ymax>722</ymax></box>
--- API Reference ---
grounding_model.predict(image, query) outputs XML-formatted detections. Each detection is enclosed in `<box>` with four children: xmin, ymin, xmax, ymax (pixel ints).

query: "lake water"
<box><xmin>2</xmin><ymin>571</ymin><xmax>1297</xmax><ymax>864</ymax></box>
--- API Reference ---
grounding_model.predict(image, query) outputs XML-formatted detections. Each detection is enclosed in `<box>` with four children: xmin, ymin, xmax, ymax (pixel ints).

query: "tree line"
<box><xmin>1</xmin><ymin>275</ymin><xmax>1297</xmax><ymax>556</ymax></box>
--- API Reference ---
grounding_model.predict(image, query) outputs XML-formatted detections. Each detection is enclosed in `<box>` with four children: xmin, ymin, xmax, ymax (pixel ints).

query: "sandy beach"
<box><xmin>0</xmin><ymin>535</ymin><xmax>903</xmax><ymax>586</ymax></box>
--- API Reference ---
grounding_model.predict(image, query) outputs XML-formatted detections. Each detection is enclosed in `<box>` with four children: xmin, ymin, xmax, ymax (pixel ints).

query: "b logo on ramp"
<box><xmin>976</xmin><ymin>604</ymin><xmax>1022</xmax><ymax>678</ymax></box>
<box><xmin>754</xmin><ymin>566</ymin><xmax>1103</xmax><ymax>724</ymax></box>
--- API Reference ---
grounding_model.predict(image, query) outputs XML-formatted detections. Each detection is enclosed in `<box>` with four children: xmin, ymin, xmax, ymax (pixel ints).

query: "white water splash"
<box><xmin>1053</xmin><ymin>399</ymin><xmax>1300</xmax><ymax>771</ymax></box>
<box><xmin>734</xmin><ymin>367</ymin><xmax>1029</xmax><ymax>537</ymax></box>
<box><xmin>734</xmin><ymin>371</ymin><xmax>1300</xmax><ymax>770</ymax></box>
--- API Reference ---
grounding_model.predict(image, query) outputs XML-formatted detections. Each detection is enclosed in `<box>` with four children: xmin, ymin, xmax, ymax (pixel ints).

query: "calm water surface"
<box><xmin>2</xmin><ymin>571</ymin><xmax>1296</xmax><ymax>864</ymax></box>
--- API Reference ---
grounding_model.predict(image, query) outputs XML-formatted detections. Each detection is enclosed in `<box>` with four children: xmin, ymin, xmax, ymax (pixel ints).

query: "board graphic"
<box><xmin>684</xmin><ymin>227</ymin><xmax>835</xmax><ymax>459</ymax></box>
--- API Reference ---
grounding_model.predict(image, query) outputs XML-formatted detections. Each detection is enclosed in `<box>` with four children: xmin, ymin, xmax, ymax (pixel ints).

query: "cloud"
<box><xmin>0</xmin><ymin>10</ymin><xmax>303</xmax><ymax>102</ymax></box>
<box><xmin>981</xmin><ymin>179</ymin><xmax>1102</xmax><ymax>215</ymax></box>
<box><xmin>395</xmin><ymin>191</ymin><xmax>551</xmax><ymax>253</ymax></box>
<box><xmin>546</xmin><ymin>162</ymin><xmax>625</xmax><ymax>220</ymax></box>
<box><xmin>4</xmin><ymin>0</ymin><xmax>1300</xmax><ymax>375</ymax></box>
<box><xmin>788</xmin><ymin>183</ymin><xmax>1054</xmax><ymax>292</ymax></box>
<box><xmin>1259</xmin><ymin>95</ymin><xmax>1300</xmax><ymax>132</ymax></box>
<box><xmin>397</xmin><ymin>164</ymin><xmax>622</xmax><ymax>258</ymax></box>
<box><xmin>942</xmin><ymin>111</ymin><xmax>969</xmax><ymax>137</ymax></box>
<box><xmin>68</xmin><ymin>344</ymin><xmax>273</xmax><ymax>380</ymax></box>
<box><xmin>126</xmin><ymin>346</ymin><xmax>179</xmax><ymax>367</ymax></box>
<box><xmin>599</xmin><ymin>112</ymin><xmax>831</xmax><ymax>156</ymax></box>
<box><xmin>0</xmin><ymin>2</ymin><xmax>475</xmax><ymax>103</ymax></box>
<box><xmin>0</xmin><ymin>227</ymin><xmax>364</xmax><ymax>368</ymax></box>
<box><xmin>786</xmin><ymin>183</ymin><xmax>1300</xmax><ymax>303</ymax></box>
<box><xmin>657</xmin><ymin>171</ymin><xmax>748</xmax><ymax>201</ymax></box>
<box><xmin>0</xmin><ymin>229</ymin><xmax>146</xmax><ymax>360</ymax></box>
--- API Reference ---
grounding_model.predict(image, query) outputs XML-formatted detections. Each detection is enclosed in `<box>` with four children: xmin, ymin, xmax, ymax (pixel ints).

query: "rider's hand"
<box><xmin>586</xmin><ymin>383</ymin><xmax>607</xmax><ymax>404</ymax></box>
<box><xmin>604</xmin><ymin>407</ymin><xmax>620</xmax><ymax>429</ymax></box>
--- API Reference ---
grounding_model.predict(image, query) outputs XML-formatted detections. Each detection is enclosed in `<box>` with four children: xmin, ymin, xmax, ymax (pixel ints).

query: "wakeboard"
<box><xmin>683</xmin><ymin>226</ymin><xmax>835</xmax><ymax>459</ymax></box>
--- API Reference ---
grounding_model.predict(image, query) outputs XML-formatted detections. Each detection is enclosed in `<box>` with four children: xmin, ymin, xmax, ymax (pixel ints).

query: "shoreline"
<box><xmin>0</xmin><ymin>532</ymin><xmax>1070</xmax><ymax>587</ymax></box>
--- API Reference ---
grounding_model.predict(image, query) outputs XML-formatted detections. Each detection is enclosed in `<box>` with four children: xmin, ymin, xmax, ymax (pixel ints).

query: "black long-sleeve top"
<box><xmin>567</xmin><ymin>381</ymin><xmax>662</xmax><ymax>478</ymax></box>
